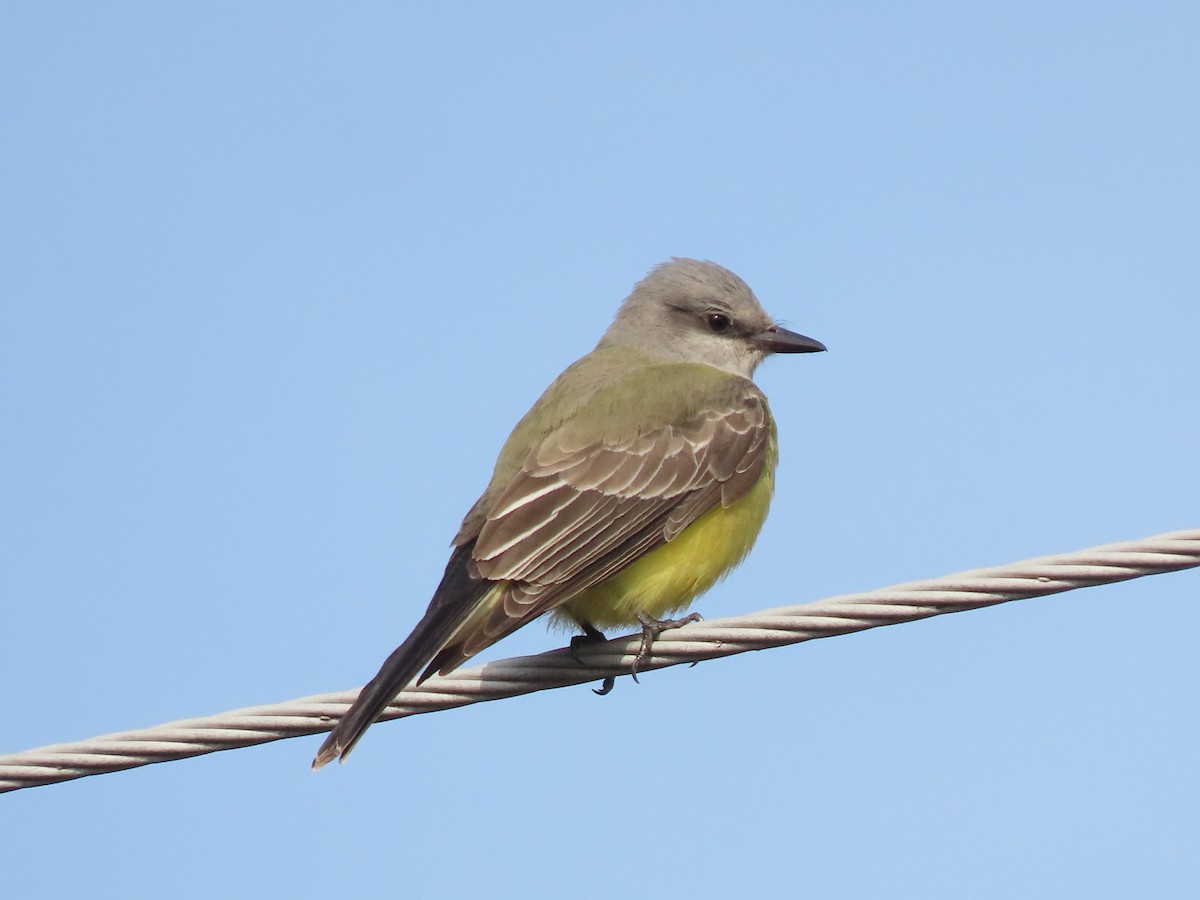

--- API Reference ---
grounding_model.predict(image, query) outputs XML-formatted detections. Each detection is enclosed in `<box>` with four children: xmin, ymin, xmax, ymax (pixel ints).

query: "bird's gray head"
<box><xmin>597</xmin><ymin>258</ymin><xmax>825</xmax><ymax>378</ymax></box>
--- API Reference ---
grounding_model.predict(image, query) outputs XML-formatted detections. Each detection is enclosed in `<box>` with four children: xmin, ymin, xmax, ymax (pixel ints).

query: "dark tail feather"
<box><xmin>312</xmin><ymin>543</ymin><xmax>487</xmax><ymax>770</ymax></box>
<box><xmin>311</xmin><ymin>615</ymin><xmax>455</xmax><ymax>769</ymax></box>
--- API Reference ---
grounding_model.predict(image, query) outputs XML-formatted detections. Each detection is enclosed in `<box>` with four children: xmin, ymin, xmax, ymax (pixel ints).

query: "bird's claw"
<box><xmin>631</xmin><ymin>611</ymin><xmax>703</xmax><ymax>682</ymax></box>
<box><xmin>571</xmin><ymin>623</ymin><xmax>616</xmax><ymax>695</ymax></box>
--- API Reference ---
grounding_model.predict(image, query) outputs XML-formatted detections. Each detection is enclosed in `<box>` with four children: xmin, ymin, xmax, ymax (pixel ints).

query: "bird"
<box><xmin>312</xmin><ymin>258</ymin><xmax>825</xmax><ymax>768</ymax></box>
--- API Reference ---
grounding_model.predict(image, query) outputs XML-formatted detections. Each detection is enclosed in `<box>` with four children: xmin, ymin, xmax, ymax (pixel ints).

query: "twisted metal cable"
<box><xmin>3</xmin><ymin>529</ymin><xmax>1197</xmax><ymax>793</ymax></box>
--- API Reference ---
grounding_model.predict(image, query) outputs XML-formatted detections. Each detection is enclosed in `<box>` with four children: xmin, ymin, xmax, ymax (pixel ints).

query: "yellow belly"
<box><xmin>552</xmin><ymin>463</ymin><xmax>775</xmax><ymax>630</ymax></box>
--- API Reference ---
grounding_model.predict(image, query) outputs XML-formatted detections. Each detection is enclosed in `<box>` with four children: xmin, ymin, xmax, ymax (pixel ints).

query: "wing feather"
<box><xmin>472</xmin><ymin>387</ymin><xmax>768</xmax><ymax>601</ymax></box>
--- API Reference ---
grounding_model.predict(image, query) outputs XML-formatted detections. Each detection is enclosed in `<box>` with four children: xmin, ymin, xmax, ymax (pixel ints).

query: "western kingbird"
<box><xmin>313</xmin><ymin>258</ymin><xmax>825</xmax><ymax>768</ymax></box>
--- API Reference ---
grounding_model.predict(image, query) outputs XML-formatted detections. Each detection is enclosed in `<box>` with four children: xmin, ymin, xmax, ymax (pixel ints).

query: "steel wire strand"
<box><xmin>2</xmin><ymin>529</ymin><xmax>1196</xmax><ymax>793</ymax></box>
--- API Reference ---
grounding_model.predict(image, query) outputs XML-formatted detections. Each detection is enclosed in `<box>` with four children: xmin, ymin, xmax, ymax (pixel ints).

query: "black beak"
<box><xmin>756</xmin><ymin>325</ymin><xmax>826</xmax><ymax>354</ymax></box>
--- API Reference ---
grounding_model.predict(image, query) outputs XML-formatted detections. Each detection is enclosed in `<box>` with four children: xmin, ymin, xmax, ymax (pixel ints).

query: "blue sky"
<box><xmin>3</xmin><ymin>3</ymin><xmax>1198</xmax><ymax>898</ymax></box>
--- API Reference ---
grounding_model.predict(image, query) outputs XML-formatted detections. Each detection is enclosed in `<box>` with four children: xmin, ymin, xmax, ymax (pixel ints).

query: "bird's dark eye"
<box><xmin>706</xmin><ymin>312</ymin><xmax>731</xmax><ymax>334</ymax></box>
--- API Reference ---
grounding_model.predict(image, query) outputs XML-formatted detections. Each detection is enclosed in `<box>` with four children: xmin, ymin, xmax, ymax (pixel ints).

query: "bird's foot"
<box><xmin>631</xmin><ymin>611</ymin><xmax>703</xmax><ymax>683</ymax></box>
<box><xmin>570</xmin><ymin>623</ymin><xmax>616</xmax><ymax>695</ymax></box>
<box><xmin>569</xmin><ymin>623</ymin><xmax>607</xmax><ymax>664</ymax></box>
